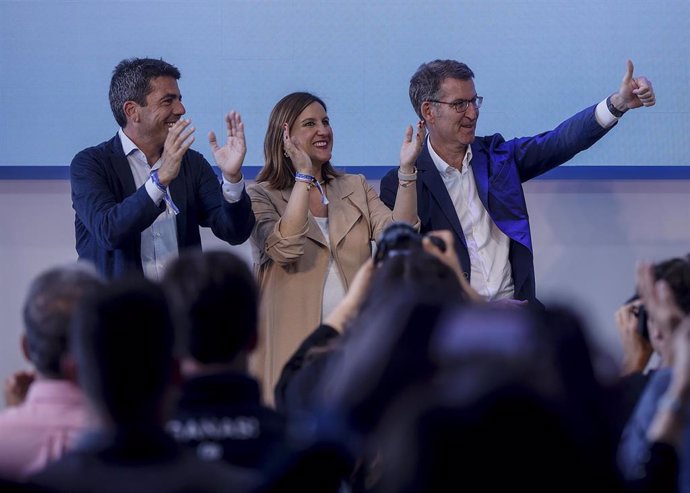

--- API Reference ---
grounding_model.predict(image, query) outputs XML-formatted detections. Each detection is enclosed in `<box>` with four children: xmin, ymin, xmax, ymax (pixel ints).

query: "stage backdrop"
<box><xmin>0</xmin><ymin>0</ymin><xmax>688</xmax><ymax>178</ymax></box>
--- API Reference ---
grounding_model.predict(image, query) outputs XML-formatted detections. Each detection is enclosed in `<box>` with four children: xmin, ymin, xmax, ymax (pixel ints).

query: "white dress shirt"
<box><xmin>118</xmin><ymin>130</ymin><xmax>245</xmax><ymax>280</ymax></box>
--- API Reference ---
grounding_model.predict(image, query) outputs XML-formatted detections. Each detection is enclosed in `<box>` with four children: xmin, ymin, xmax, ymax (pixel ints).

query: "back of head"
<box><xmin>377</xmin><ymin>304</ymin><xmax>620</xmax><ymax>493</ymax></box>
<box><xmin>655</xmin><ymin>256</ymin><xmax>690</xmax><ymax>314</ymax></box>
<box><xmin>257</xmin><ymin>91</ymin><xmax>340</xmax><ymax>189</ymax></box>
<box><xmin>71</xmin><ymin>276</ymin><xmax>175</xmax><ymax>425</ymax></box>
<box><xmin>109</xmin><ymin>57</ymin><xmax>181</xmax><ymax>127</ymax></box>
<box><xmin>409</xmin><ymin>59</ymin><xmax>474</xmax><ymax>119</ymax></box>
<box><xmin>378</xmin><ymin>380</ymin><xmax>598</xmax><ymax>493</ymax></box>
<box><xmin>365</xmin><ymin>226</ymin><xmax>467</xmax><ymax>311</ymax></box>
<box><xmin>163</xmin><ymin>250</ymin><xmax>258</xmax><ymax>364</ymax></box>
<box><xmin>22</xmin><ymin>262</ymin><xmax>103</xmax><ymax>379</ymax></box>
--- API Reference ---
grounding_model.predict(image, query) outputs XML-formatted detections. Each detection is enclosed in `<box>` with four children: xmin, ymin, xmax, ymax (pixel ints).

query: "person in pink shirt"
<box><xmin>0</xmin><ymin>263</ymin><xmax>103</xmax><ymax>480</ymax></box>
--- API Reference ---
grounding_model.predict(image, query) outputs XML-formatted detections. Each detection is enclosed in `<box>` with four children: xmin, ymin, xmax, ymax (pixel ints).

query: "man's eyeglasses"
<box><xmin>427</xmin><ymin>96</ymin><xmax>483</xmax><ymax>113</ymax></box>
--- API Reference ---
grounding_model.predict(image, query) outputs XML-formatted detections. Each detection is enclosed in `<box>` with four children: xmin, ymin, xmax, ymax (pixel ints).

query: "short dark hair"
<box><xmin>71</xmin><ymin>276</ymin><xmax>175</xmax><ymax>424</ymax></box>
<box><xmin>22</xmin><ymin>263</ymin><xmax>103</xmax><ymax>378</ymax></box>
<box><xmin>409</xmin><ymin>60</ymin><xmax>475</xmax><ymax>120</ymax></box>
<box><xmin>109</xmin><ymin>57</ymin><xmax>181</xmax><ymax>127</ymax></box>
<box><xmin>655</xmin><ymin>256</ymin><xmax>690</xmax><ymax>314</ymax></box>
<box><xmin>163</xmin><ymin>250</ymin><xmax>258</xmax><ymax>364</ymax></box>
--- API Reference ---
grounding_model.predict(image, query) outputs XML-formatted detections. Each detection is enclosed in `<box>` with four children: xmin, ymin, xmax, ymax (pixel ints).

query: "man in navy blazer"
<box><xmin>381</xmin><ymin>59</ymin><xmax>655</xmax><ymax>305</ymax></box>
<box><xmin>71</xmin><ymin>58</ymin><xmax>255</xmax><ymax>279</ymax></box>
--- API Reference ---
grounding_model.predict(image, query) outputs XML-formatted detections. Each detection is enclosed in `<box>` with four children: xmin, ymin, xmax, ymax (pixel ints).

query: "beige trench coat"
<box><xmin>248</xmin><ymin>174</ymin><xmax>418</xmax><ymax>403</ymax></box>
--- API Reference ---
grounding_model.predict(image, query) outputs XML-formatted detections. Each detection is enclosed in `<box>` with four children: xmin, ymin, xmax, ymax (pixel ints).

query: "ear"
<box><xmin>420</xmin><ymin>101</ymin><xmax>435</xmax><ymax>125</ymax></box>
<box><xmin>123</xmin><ymin>100</ymin><xmax>139</xmax><ymax>124</ymax></box>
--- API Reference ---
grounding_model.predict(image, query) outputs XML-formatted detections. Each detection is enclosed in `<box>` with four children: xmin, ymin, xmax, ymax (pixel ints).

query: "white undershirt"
<box><xmin>428</xmin><ymin>140</ymin><xmax>514</xmax><ymax>300</ymax></box>
<box><xmin>313</xmin><ymin>216</ymin><xmax>346</xmax><ymax>320</ymax></box>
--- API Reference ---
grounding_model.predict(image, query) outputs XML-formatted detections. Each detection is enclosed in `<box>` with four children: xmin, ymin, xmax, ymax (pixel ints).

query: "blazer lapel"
<box><xmin>417</xmin><ymin>144</ymin><xmax>466</xmax><ymax>248</ymax></box>
<box><xmin>470</xmin><ymin>143</ymin><xmax>490</xmax><ymax>210</ymax></box>
<box><xmin>109</xmin><ymin>134</ymin><xmax>137</xmax><ymax>197</ymax></box>
<box><xmin>328</xmin><ymin>177</ymin><xmax>361</xmax><ymax>248</ymax></box>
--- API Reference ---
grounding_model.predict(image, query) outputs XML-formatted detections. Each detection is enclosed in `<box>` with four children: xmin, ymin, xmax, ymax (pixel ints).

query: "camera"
<box><xmin>374</xmin><ymin>222</ymin><xmax>446</xmax><ymax>265</ymax></box>
<box><xmin>625</xmin><ymin>294</ymin><xmax>649</xmax><ymax>341</ymax></box>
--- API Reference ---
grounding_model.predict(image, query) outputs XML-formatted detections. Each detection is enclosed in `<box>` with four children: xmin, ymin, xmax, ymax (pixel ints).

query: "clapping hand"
<box><xmin>209</xmin><ymin>111</ymin><xmax>246</xmax><ymax>183</ymax></box>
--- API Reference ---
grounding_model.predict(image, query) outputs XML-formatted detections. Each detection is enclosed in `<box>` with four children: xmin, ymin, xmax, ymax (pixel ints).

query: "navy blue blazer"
<box><xmin>381</xmin><ymin>105</ymin><xmax>612</xmax><ymax>303</ymax></box>
<box><xmin>71</xmin><ymin>134</ymin><xmax>255</xmax><ymax>278</ymax></box>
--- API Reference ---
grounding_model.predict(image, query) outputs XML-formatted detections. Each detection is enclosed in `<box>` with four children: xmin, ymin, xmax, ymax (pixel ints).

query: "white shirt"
<box><xmin>428</xmin><ymin>139</ymin><xmax>514</xmax><ymax>300</ymax></box>
<box><xmin>313</xmin><ymin>216</ymin><xmax>346</xmax><ymax>320</ymax></box>
<box><xmin>118</xmin><ymin>130</ymin><xmax>246</xmax><ymax>280</ymax></box>
<box><xmin>119</xmin><ymin>130</ymin><xmax>179</xmax><ymax>280</ymax></box>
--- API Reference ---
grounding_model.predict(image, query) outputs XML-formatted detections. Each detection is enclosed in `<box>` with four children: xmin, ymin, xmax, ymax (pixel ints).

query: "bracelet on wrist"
<box><xmin>398</xmin><ymin>167</ymin><xmax>418</xmax><ymax>182</ymax></box>
<box><xmin>294</xmin><ymin>172</ymin><xmax>329</xmax><ymax>205</ymax></box>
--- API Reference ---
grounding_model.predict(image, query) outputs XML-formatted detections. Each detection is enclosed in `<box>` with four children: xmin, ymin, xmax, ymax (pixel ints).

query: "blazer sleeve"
<box><xmin>191</xmin><ymin>153</ymin><xmax>255</xmax><ymax>245</ymax></box>
<box><xmin>248</xmin><ymin>183</ymin><xmax>309</xmax><ymax>267</ymax></box>
<box><xmin>70</xmin><ymin>148</ymin><xmax>164</xmax><ymax>250</ymax></box>
<box><xmin>361</xmin><ymin>174</ymin><xmax>419</xmax><ymax>240</ymax></box>
<box><xmin>498</xmin><ymin>104</ymin><xmax>612</xmax><ymax>182</ymax></box>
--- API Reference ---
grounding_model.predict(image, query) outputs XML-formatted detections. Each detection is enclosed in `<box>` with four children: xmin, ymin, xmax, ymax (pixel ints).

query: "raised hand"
<box><xmin>283</xmin><ymin>123</ymin><xmax>313</xmax><ymax>174</ymax></box>
<box><xmin>617</xmin><ymin>59</ymin><xmax>656</xmax><ymax>110</ymax></box>
<box><xmin>4</xmin><ymin>370</ymin><xmax>35</xmax><ymax>407</ymax></box>
<box><xmin>158</xmin><ymin>118</ymin><xmax>195</xmax><ymax>186</ymax></box>
<box><xmin>636</xmin><ymin>262</ymin><xmax>683</xmax><ymax>337</ymax></box>
<box><xmin>209</xmin><ymin>111</ymin><xmax>246</xmax><ymax>183</ymax></box>
<box><xmin>399</xmin><ymin>120</ymin><xmax>426</xmax><ymax>172</ymax></box>
<box><xmin>615</xmin><ymin>300</ymin><xmax>653</xmax><ymax>374</ymax></box>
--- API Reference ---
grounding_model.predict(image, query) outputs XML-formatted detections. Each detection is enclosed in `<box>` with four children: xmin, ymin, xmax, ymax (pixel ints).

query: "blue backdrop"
<box><xmin>1</xmin><ymin>0</ymin><xmax>687</xmax><ymax>178</ymax></box>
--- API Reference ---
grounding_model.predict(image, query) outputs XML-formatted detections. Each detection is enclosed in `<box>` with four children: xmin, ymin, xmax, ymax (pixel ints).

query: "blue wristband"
<box><xmin>150</xmin><ymin>170</ymin><xmax>180</xmax><ymax>215</ymax></box>
<box><xmin>294</xmin><ymin>172</ymin><xmax>329</xmax><ymax>205</ymax></box>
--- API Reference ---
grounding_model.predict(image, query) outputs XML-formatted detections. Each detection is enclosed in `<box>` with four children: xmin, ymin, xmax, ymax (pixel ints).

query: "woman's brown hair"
<box><xmin>256</xmin><ymin>92</ymin><xmax>341</xmax><ymax>189</ymax></box>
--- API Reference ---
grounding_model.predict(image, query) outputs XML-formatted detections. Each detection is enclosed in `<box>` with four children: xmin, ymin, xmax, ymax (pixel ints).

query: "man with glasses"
<box><xmin>381</xmin><ymin>59</ymin><xmax>655</xmax><ymax>305</ymax></box>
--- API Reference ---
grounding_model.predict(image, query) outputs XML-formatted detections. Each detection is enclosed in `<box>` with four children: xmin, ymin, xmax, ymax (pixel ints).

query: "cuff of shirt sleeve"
<box><xmin>222</xmin><ymin>175</ymin><xmax>245</xmax><ymax>203</ymax></box>
<box><xmin>145</xmin><ymin>177</ymin><xmax>166</xmax><ymax>205</ymax></box>
<box><xmin>595</xmin><ymin>98</ymin><xmax>619</xmax><ymax>129</ymax></box>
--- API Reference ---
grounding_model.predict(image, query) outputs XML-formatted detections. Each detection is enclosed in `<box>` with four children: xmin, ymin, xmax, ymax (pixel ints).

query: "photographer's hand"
<box><xmin>615</xmin><ymin>300</ymin><xmax>653</xmax><ymax>375</ymax></box>
<box><xmin>423</xmin><ymin>230</ymin><xmax>483</xmax><ymax>303</ymax></box>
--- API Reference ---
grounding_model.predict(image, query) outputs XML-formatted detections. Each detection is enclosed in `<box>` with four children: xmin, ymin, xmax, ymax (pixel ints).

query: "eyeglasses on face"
<box><xmin>426</xmin><ymin>96</ymin><xmax>483</xmax><ymax>113</ymax></box>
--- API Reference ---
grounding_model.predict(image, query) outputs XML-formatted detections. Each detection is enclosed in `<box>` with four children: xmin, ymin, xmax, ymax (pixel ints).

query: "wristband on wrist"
<box><xmin>398</xmin><ymin>167</ymin><xmax>418</xmax><ymax>182</ymax></box>
<box><xmin>150</xmin><ymin>169</ymin><xmax>167</xmax><ymax>192</ymax></box>
<box><xmin>150</xmin><ymin>170</ymin><xmax>180</xmax><ymax>215</ymax></box>
<box><xmin>606</xmin><ymin>95</ymin><xmax>628</xmax><ymax>118</ymax></box>
<box><xmin>294</xmin><ymin>172</ymin><xmax>329</xmax><ymax>205</ymax></box>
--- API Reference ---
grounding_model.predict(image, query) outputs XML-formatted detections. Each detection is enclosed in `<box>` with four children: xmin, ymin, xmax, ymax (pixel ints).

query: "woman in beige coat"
<box><xmin>248</xmin><ymin>92</ymin><xmax>423</xmax><ymax>401</ymax></box>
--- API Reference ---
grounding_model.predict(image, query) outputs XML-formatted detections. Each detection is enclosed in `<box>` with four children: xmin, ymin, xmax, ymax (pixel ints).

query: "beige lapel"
<box><xmin>327</xmin><ymin>177</ymin><xmax>364</xmax><ymax>248</ymax></box>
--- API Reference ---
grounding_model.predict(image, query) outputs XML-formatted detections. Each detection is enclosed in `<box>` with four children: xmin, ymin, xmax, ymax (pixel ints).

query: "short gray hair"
<box><xmin>409</xmin><ymin>60</ymin><xmax>475</xmax><ymax>119</ymax></box>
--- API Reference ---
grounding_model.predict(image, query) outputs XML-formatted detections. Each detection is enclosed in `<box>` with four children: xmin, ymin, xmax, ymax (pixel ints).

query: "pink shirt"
<box><xmin>0</xmin><ymin>379</ymin><xmax>93</xmax><ymax>480</ymax></box>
